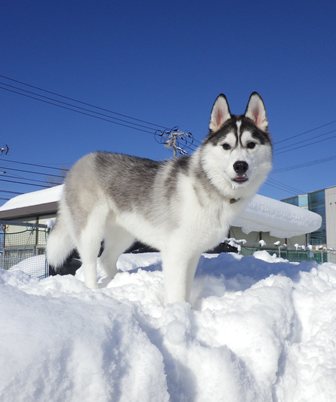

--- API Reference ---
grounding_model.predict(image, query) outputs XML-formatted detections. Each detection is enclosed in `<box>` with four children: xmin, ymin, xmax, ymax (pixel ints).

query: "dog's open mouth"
<box><xmin>232</xmin><ymin>175</ymin><xmax>248</xmax><ymax>183</ymax></box>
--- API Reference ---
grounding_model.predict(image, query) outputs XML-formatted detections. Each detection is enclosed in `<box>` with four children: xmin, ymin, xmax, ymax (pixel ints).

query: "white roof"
<box><xmin>0</xmin><ymin>185</ymin><xmax>63</xmax><ymax>210</ymax></box>
<box><xmin>233</xmin><ymin>194</ymin><xmax>321</xmax><ymax>238</ymax></box>
<box><xmin>0</xmin><ymin>185</ymin><xmax>321</xmax><ymax>238</ymax></box>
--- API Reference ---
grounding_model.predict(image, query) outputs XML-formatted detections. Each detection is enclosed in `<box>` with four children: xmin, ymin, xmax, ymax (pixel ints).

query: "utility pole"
<box><xmin>155</xmin><ymin>127</ymin><xmax>194</xmax><ymax>158</ymax></box>
<box><xmin>0</xmin><ymin>145</ymin><xmax>9</xmax><ymax>155</ymax></box>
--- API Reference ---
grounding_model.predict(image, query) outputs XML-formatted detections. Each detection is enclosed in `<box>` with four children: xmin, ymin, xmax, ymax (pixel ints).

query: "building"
<box><xmin>282</xmin><ymin>185</ymin><xmax>336</xmax><ymax>262</ymax></box>
<box><xmin>0</xmin><ymin>186</ymin><xmax>61</xmax><ymax>271</ymax></box>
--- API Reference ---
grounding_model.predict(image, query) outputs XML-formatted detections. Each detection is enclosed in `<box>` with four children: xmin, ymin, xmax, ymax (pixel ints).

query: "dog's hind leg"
<box><xmin>77</xmin><ymin>204</ymin><xmax>108</xmax><ymax>289</ymax></box>
<box><xmin>99</xmin><ymin>219</ymin><xmax>135</xmax><ymax>282</ymax></box>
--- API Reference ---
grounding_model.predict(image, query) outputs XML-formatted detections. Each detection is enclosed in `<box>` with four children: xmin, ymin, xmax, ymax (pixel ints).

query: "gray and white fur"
<box><xmin>47</xmin><ymin>92</ymin><xmax>272</xmax><ymax>303</ymax></box>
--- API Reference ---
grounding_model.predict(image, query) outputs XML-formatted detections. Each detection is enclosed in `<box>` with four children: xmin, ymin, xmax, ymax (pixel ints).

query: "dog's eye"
<box><xmin>222</xmin><ymin>143</ymin><xmax>231</xmax><ymax>150</ymax></box>
<box><xmin>247</xmin><ymin>142</ymin><xmax>256</xmax><ymax>149</ymax></box>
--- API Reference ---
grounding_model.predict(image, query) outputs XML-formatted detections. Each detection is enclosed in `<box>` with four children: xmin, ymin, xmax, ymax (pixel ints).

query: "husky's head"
<box><xmin>200</xmin><ymin>92</ymin><xmax>272</xmax><ymax>199</ymax></box>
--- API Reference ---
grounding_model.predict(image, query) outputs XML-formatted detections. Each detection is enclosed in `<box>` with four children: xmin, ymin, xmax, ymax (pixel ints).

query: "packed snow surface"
<box><xmin>1</xmin><ymin>252</ymin><xmax>335</xmax><ymax>402</ymax></box>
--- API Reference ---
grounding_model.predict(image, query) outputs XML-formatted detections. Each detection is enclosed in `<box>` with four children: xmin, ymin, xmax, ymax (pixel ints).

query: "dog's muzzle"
<box><xmin>232</xmin><ymin>161</ymin><xmax>249</xmax><ymax>183</ymax></box>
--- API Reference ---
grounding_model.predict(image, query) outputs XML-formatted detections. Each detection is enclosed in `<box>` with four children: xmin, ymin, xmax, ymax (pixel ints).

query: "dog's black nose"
<box><xmin>233</xmin><ymin>161</ymin><xmax>248</xmax><ymax>175</ymax></box>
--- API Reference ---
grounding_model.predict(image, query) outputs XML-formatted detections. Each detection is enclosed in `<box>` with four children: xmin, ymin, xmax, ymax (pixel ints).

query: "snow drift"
<box><xmin>1</xmin><ymin>252</ymin><xmax>336</xmax><ymax>402</ymax></box>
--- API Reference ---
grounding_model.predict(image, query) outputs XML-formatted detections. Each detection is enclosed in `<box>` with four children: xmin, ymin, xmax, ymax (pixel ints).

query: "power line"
<box><xmin>0</xmin><ymin>74</ymin><xmax>198</xmax><ymax>155</ymax></box>
<box><xmin>265</xmin><ymin>178</ymin><xmax>305</xmax><ymax>195</ymax></box>
<box><xmin>0</xmin><ymin>189</ymin><xmax>24</xmax><ymax>195</ymax></box>
<box><xmin>0</xmin><ymin>81</ymin><xmax>165</xmax><ymax>133</ymax></box>
<box><xmin>276</xmin><ymin>127</ymin><xmax>336</xmax><ymax>152</ymax></box>
<box><xmin>274</xmin><ymin>120</ymin><xmax>336</xmax><ymax>145</ymax></box>
<box><xmin>3</xmin><ymin>73</ymin><xmax>336</xmax><ymax>159</ymax></box>
<box><xmin>264</xmin><ymin>181</ymin><xmax>298</xmax><ymax>196</ymax></box>
<box><xmin>0</xmin><ymin>158</ymin><xmax>69</xmax><ymax>172</ymax></box>
<box><xmin>0</xmin><ymin>84</ymin><xmax>156</xmax><ymax>135</ymax></box>
<box><xmin>0</xmin><ymin>82</ymin><xmax>199</xmax><ymax>153</ymax></box>
<box><xmin>0</xmin><ymin>165</ymin><xmax>65</xmax><ymax>178</ymax></box>
<box><xmin>271</xmin><ymin>178</ymin><xmax>305</xmax><ymax>194</ymax></box>
<box><xmin>0</xmin><ymin>73</ymin><xmax>169</xmax><ymax>130</ymax></box>
<box><xmin>0</xmin><ymin>177</ymin><xmax>52</xmax><ymax>188</ymax></box>
<box><xmin>273</xmin><ymin>154</ymin><xmax>336</xmax><ymax>173</ymax></box>
<box><xmin>276</xmin><ymin>129</ymin><xmax>336</xmax><ymax>155</ymax></box>
<box><xmin>0</xmin><ymin>130</ymin><xmax>196</xmax><ymax>188</ymax></box>
<box><xmin>3</xmin><ymin>73</ymin><xmax>332</xmax><ymax>199</ymax></box>
<box><xmin>1</xmin><ymin>173</ymin><xmax>62</xmax><ymax>186</ymax></box>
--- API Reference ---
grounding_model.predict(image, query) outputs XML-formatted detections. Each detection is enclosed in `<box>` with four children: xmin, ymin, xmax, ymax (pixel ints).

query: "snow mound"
<box><xmin>1</xmin><ymin>253</ymin><xmax>336</xmax><ymax>402</ymax></box>
<box><xmin>9</xmin><ymin>254</ymin><xmax>48</xmax><ymax>278</ymax></box>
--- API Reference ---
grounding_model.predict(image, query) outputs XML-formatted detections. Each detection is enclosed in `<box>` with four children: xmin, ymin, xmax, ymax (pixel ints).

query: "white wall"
<box><xmin>326</xmin><ymin>187</ymin><xmax>336</xmax><ymax>262</ymax></box>
<box><xmin>4</xmin><ymin>215</ymin><xmax>54</xmax><ymax>248</ymax></box>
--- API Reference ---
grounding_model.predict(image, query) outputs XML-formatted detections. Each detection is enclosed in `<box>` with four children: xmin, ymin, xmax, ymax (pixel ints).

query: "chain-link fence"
<box><xmin>0</xmin><ymin>220</ymin><xmax>333</xmax><ymax>280</ymax></box>
<box><xmin>240</xmin><ymin>246</ymin><xmax>329</xmax><ymax>263</ymax></box>
<box><xmin>0</xmin><ymin>221</ymin><xmax>49</xmax><ymax>279</ymax></box>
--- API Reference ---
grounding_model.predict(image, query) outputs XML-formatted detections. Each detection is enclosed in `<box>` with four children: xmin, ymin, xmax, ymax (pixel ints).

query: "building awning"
<box><xmin>0</xmin><ymin>185</ymin><xmax>322</xmax><ymax>238</ymax></box>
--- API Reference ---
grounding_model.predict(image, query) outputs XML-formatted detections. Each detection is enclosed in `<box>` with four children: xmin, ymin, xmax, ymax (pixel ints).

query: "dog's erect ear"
<box><xmin>245</xmin><ymin>92</ymin><xmax>268</xmax><ymax>131</ymax></box>
<box><xmin>209</xmin><ymin>94</ymin><xmax>231</xmax><ymax>132</ymax></box>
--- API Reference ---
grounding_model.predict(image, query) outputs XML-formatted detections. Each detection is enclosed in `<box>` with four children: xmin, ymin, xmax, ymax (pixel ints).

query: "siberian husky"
<box><xmin>47</xmin><ymin>92</ymin><xmax>272</xmax><ymax>303</ymax></box>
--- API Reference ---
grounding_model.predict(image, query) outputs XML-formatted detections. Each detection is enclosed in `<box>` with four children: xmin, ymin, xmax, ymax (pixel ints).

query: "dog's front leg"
<box><xmin>161</xmin><ymin>251</ymin><xmax>200</xmax><ymax>304</ymax></box>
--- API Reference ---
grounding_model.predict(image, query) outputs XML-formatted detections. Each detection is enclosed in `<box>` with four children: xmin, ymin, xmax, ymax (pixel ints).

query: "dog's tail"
<box><xmin>46</xmin><ymin>204</ymin><xmax>75</xmax><ymax>269</ymax></box>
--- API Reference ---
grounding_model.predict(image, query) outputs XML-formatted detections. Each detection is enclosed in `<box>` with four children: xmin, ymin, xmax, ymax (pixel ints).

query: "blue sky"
<box><xmin>0</xmin><ymin>0</ymin><xmax>335</xmax><ymax>202</ymax></box>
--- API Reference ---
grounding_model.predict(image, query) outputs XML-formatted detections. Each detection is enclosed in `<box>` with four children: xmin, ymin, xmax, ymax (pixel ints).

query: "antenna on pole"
<box><xmin>154</xmin><ymin>127</ymin><xmax>194</xmax><ymax>158</ymax></box>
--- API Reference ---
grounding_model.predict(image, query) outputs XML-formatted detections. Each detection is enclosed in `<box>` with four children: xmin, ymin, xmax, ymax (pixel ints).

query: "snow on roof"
<box><xmin>0</xmin><ymin>185</ymin><xmax>63</xmax><ymax>210</ymax></box>
<box><xmin>233</xmin><ymin>194</ymin><xmax>321</xmax><ymax>238</ymax></box>
<box><xmin>0</xmin><ymin>185</ymin><xmax>321</xmax><ymax>237</ymax></box>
